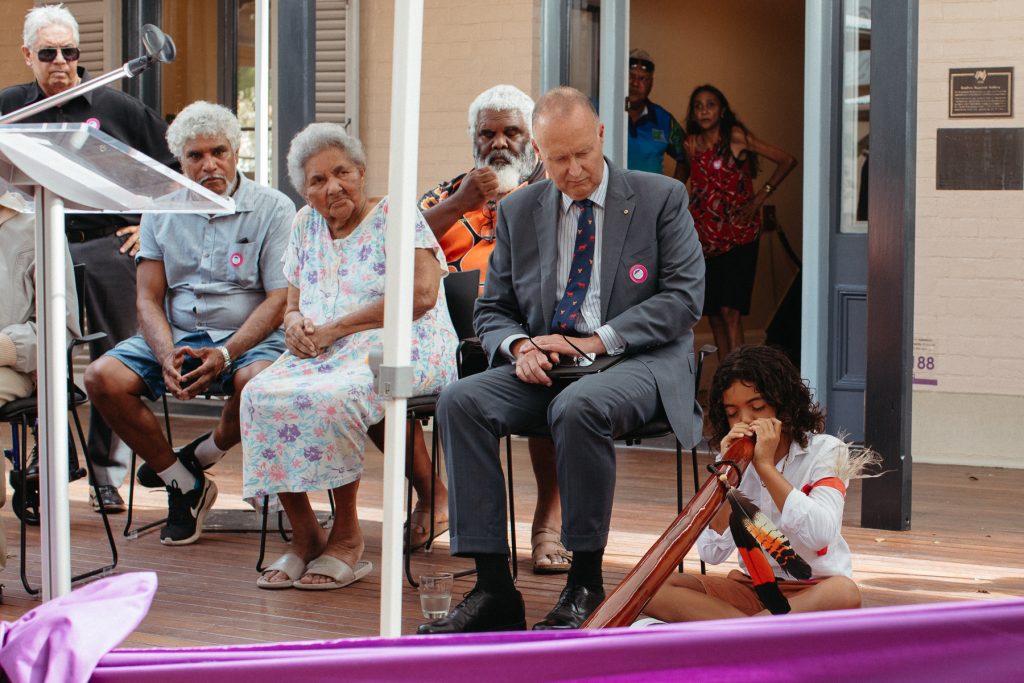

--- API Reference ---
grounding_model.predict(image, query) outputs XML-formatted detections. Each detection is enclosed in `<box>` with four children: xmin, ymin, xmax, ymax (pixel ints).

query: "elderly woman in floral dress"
<box><xmin>242</xmin><ymin>122</ymin><xmax>457</xmax><ymax>590</ymax></box>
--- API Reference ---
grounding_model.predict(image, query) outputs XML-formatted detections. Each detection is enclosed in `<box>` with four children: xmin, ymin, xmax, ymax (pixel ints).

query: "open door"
<box><xmin>826</xmin><ymin>0</ymin><xmax>871</xmax><ymax>442</ymax></box>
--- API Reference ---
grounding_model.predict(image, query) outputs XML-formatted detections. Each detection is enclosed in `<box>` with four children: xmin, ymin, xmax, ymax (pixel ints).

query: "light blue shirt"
<box><xmin>137</xmin><ymin>174</ymin><xmax>295</xmax><ymax>342</ymax></box>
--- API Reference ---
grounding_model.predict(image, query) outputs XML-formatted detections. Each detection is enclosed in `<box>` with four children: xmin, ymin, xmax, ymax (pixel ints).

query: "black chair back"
<box><xmin>73</xmin><ymin>262</ymin><xmax>86</xmax><ymax>332</ymax></box>
<box><xmin>443</xmin><ymin>269</ymin><xmax>480</xmax><ymax>341</ymax></box>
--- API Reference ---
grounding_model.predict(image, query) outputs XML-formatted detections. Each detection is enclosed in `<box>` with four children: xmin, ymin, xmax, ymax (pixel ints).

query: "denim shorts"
<box><xmin>106</xmin><ymin>330</ymin><xmax>285</xmax><ymax>401</ymax></box>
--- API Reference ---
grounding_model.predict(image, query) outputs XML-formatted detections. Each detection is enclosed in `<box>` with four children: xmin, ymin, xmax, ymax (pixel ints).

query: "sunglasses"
<box><xmin>35</xmin><ymin>47</ymin><xmax>80</xmax><ymax>63</ymax></box>
<box><xmin>629</xmin><ymin>58</ymin><xmax>654</xmax><ymax>73</ymax></box>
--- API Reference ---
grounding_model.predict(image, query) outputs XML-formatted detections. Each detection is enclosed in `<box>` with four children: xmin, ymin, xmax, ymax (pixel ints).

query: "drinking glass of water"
<box><xmin>419</xmin><ymin>572</ymin><xmax>454</xmax><ymax>619</ymax></box>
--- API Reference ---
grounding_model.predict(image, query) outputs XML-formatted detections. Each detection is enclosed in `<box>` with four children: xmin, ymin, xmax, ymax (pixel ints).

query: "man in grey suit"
<box><xmin>419</xmin><ymin>87</ymin><xmax>705</xmax><ymax>634</ymax></box>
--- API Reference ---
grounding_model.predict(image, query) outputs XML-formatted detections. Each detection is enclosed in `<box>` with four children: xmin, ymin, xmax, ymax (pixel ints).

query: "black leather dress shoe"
<box><xmin>532</xmin><ymin>584</ymin><xmax>605</xmax><ymax>630</ymax></box>
<box><xmin>21</xmin><ymin>443</ymin><xmax>86</xmax><ymax>483</ymax></box>
<box><xmin>417</xmin><ymin>588</ymin><xmax>527</xmax><ymax>634</ymax></box>
<box><xmin>90</xmin><ymin>484</ymin><xmax>127</xmax><ymax>513</ymax></box>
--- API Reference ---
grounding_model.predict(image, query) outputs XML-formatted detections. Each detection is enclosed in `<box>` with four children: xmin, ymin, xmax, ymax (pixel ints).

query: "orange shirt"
<box><xmin>418</xmin><ymin>165</ymin><xmax>543</xmax><ymax>282</ymax></box>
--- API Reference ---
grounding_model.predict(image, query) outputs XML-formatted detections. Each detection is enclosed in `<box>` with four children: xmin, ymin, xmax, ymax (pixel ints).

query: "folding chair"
<box><xmin>1</xmin><ymin>263</ymin><xmax>118</xmax><ymax>595</ymax></box>
<box><xmin>400</xmin><ymin>269</ymin><xmax>486</xmax><ymax>586</ymax></box>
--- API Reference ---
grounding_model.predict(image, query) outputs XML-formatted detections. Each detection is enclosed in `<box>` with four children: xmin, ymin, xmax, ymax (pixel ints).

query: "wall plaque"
<box><xmin>949</xmin><ymin>67</ymin><xmax>1013</xmax><ymax>118</ymax></box>
<box><xmin>936</xmin><ymin>128</ymin><xmax>1024</xmax><ymax>190</ymax></box>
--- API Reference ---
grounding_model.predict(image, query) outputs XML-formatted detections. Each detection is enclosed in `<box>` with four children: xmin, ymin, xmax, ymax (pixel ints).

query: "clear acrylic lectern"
<box><xmin>0</xmin><ymin>123</ymin><xmax>234</xmax><ymax>601</ymax></box>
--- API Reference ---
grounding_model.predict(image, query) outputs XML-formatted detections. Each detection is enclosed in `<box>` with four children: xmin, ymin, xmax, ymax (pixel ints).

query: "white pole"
<box><xmin>378</xmin><ymin>0</ymin><xmax>423</xmax><ymax>637</ymax></box>
<box><xmin>599</xmin><ymin>0</ymin><xmax>629</xmax><ymax>165</ymax></box>
<box><xmin>347</xmin><ymin>0</ymin><xmax>361</xmax><ymax>136</ymax></box>
<box><xmin>35</xmin><ymin>186</ymin><xmax>71</xmax><ymax>600</ymax></box>
<box><xmin>801</xmin><ymin>0</ymin><xmax>832</xmax><ymax>401</ymax></box>
<box><xmin>255</xmin><ymin>0</ymin><xmax>271</xmax><ymax>186</ymax></box>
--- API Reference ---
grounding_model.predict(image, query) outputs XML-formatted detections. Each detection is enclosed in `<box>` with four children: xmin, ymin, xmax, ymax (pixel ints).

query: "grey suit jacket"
<box><xmin>474</xmin><ymin>162</ymin><xmax>706</xmax><ymax>447</ymax></box>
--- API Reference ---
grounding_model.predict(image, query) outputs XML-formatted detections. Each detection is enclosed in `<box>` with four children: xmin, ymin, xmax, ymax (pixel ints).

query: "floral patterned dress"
<box><xmin>688</xmin><ymin>146</ymin><xmax>761</xmax><ymax>257</ymax></box>
<box><xmin>240</xmin><ymin>198</ymin><xmax>458</xmax><ymax>498</ymax></box>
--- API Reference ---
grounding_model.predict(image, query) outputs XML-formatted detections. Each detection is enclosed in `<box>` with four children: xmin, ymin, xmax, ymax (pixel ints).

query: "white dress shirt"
<box><xmin>697</xmin><ymin>433</ymin><xmax>854</xmax><ymax>579</ymax></box>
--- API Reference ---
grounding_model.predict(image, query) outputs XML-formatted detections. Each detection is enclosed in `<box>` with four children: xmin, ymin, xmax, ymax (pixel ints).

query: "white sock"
<box><xmin>194</xmin><ymin>434</ymin><xmax>227</xmax><ymax>467</ymax></box>
<box><xmin>159</xmin><ymin>460</ymin><xmax>198</xmax><ymax>491</ymax></box>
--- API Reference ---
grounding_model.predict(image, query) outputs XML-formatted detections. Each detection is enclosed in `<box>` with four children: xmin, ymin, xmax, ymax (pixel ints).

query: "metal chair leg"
<box><xmin>124</xmin><ymin>396</ymin><xmax>172</xmax><ymax>538</ymax></box>
<box><xmin>123</xmin><ymin>449</ymin><xmax>165</xmax><ymax>538</ymax></box>
<box><xmin>16</xmin><ymin>408</ymin><xmax>118</xmax><ymax>596</ymax></box>
<box><xmin>404</xmin><ymin>415</ymin><xmax>419</xmax><ymax>588</ymax></box>
<box><xmin>676</xmin><ymin>440</ymin><xmax>685</xmax><ymax>573</ymax></box>
<box><xmin>72</xmin><ymin>401</ymin><xmax>118</xmax><ymax>577</ymax></box>
<box><xmin>504</xmin><ymin>435</ymin><xmax>518</xmax><ymax>582</ymax></box>
<box><xmin>16</xmin><ymin>417</ymin><xmax>38</xmax><ymax>596</ymax></box>
<box><xmin>256</xmin><ymin>495</ymin><xmax>270</xmax><ymax>572</ymax></box>
<box><xmin>423</xmin><ymin>419</ymin><xmax>439</xmax><ymax>553</ymax></box>
<box><xmin>406</xmin><ymin>414</ymin><xmax>475</xmax><ymax>585</ymax></box>
<box><xmin>692</xmin><ymin>444</ymin><xmax>706</xmax><ymax>576</ymax></box>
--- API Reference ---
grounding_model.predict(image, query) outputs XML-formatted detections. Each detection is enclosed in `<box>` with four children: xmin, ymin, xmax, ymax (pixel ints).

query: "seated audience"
<box><xmin>242</xmin><ymin>122</ymin><xmax>457</xmax><ymax>590</ymax></box>
<box><xmin>84</xmin><ymin>101</ymin><xmax>295</xmax><ymax>546</ymax></box>
<box><xmin>418</xmin><ymin>84</ymin><xmax>569</xmax><ymax>573</ymax></box>
<box><xmin>1</xmin><ymin>189</ymin><xmax>80</xmax><ymax>568</ymax></box>
<box><xmin>644</xmin><ymin>345</ymin><xmax>877</xmax><ymax>622</ymax></box>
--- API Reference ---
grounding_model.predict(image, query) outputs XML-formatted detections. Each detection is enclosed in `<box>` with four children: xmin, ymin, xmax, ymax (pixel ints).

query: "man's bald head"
<box><xmin>531</xmin><ymin>87</ymin><xmax>605</xmax><ymax>201</ymax></box>
<box><xmin>532</xmin><ymin>87</ymin><xmax>600</xmax><ymax>131</ymax></box>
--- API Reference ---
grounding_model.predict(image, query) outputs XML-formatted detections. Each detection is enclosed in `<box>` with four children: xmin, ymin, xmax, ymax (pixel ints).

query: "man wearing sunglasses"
<box><xmin>0</xmin><ymin>4</ymin><xmax>178</xmax><ymax>515</ymax></box>
<box><xmin>627</xmin><ymin>49</ymin><xmax>687</xmax><ymax>181</ymax></box>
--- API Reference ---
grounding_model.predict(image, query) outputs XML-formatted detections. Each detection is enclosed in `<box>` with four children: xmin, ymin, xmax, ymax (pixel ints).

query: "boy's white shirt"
<box><xmin>698</xmin><ymin>433</ymin><xmax>852</xmax><ymax>579</ymax></box>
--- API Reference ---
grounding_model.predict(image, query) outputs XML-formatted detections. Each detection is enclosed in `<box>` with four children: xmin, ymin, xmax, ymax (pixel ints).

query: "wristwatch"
<box><xmin>217</xmin><ymin>345</ymin><xmax>233</xmax><ymax>372</ymax></box>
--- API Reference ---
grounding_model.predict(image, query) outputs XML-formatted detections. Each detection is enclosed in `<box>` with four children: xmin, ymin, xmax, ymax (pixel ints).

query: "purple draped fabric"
<box><xmin>87</xmin><ymin>599</ymin><xmax>1024</xmax><ymax>682</ymax></box>
<box><xmin>0</xmin><ymin>572</ymin><xmax>156</xmax><ymax>683</ymax></box>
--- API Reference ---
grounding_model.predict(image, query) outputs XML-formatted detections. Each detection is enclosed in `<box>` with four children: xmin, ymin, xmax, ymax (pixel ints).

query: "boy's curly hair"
<box><xmin>708</xmin><ymin>345</ymin><xmax>825</xmax><ymax>450</ymax></box>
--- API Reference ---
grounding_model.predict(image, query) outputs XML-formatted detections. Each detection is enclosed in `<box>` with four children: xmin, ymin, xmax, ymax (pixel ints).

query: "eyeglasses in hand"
<box><xmin>526</xmin><ymin>335</ymin><xmax>595</xmax><ymax>367</ymax></box>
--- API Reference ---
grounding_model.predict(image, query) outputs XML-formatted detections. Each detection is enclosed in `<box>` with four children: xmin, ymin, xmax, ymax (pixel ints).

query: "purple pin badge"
<box><xmin>230</xmin><ymin>252</ymin><xmax>243</xmax><ymax>267</ymax></box>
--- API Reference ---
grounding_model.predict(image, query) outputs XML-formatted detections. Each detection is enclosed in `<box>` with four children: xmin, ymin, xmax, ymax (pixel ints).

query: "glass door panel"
<box><xmin>841</xmin><ymin>0</ymin><xmax>870</xmax><ymax>234</ymax></box>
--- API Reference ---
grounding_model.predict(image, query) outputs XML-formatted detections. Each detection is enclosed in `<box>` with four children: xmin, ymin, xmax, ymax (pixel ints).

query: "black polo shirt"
<box><xmin>0</xmin><ymin>67</ymin><xmax>178</xmax><ymax>240</ymax></box>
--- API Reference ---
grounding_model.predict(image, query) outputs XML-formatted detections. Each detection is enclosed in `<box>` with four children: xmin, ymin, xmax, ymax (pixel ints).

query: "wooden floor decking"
<box><xmin>1</xmin><ymin>414</ymin><xmax>1022</xmax><ymax>647</ymax></box>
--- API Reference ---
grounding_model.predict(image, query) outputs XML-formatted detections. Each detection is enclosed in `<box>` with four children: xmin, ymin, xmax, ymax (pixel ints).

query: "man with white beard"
<box><xmin>420</xmin><ymin>85</ymin><xmax>544</xmax><ymax>280</ymax></box>
<box><xmin>418</xmin><ymin>85</ymin><xmax>571</xmax><ymax>575</ymax></box>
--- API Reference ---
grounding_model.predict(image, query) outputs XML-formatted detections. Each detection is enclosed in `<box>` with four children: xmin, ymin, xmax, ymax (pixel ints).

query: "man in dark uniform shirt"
<box><xmin>0</xmin><ymin>4</ymin><xmax>177</xmax><ymax>512</ymax></box>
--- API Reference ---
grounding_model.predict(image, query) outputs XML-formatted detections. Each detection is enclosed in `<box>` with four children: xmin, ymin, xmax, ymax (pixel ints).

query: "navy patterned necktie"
<box><xmin>551</xmin><ymin>198</ymin><xmax>596</xmax><ymax>333</ymax></box>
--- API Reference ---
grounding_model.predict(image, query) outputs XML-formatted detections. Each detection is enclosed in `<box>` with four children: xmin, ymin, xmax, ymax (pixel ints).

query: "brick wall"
<box><xmin>359</xmin><ymin>0</ymin><xmax>539</xmax><ymax>197</ymax></box>
<box><xmin>913</xmin><ymin>0</ymin><xmax>1024</xmax><ymax>466</ymax></box>
<box><xmin>916</xmin><ymin>0</ymin><xmax>1024</xmax><ymax>396</ymax></box>
<box><xmin>0</xmin><ymin>1</ymin><xmax>34</xmax><ymax>92</ymax></box>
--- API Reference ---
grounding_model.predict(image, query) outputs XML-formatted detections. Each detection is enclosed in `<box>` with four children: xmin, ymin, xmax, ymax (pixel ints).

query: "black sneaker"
<box><xmin>90</xmin><ymin>484</ymin><xmax>127</xmax><ymax>513</ymax></box>
<box><xmin>136</xmin><ymin>432</ymin><xmax>214</xmax><ymax>488</ymax></box>
<box><xmin>160</xmin><ymin>475</ymin><xmax>218</xmax><ymax>545</ymax></box>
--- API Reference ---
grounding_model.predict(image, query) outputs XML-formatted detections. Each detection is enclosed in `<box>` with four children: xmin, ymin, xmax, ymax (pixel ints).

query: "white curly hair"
<box><xmin>165</xmin><ymin>101</ymin><xmax>241</xmax><ymax>162</ymax></box>
<box><xmin>23</xmin><ymin>4</ymin><xmax>79</xmax><ymax>49</ymax></box>
<box><xmin>467</xmin><ymin>85</ymin><xmax>534</xmax><ymax>140</ymax></box>
<box><xmin>286</xmin><ymin>122</ymin><xmax>366</xmax><ymax>193</ymax></box>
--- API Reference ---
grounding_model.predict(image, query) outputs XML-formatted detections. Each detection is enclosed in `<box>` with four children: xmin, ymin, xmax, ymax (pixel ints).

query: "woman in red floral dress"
<box><xmin>681</xmin><ymin>85</ymin><xmax>797</xmax><ymax>360</ymax></box>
